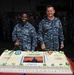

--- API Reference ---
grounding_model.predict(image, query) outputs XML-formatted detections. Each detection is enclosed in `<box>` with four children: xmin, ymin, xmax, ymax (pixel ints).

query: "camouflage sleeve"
<box><xmin>12</xmin><ymin>25</ymin><xmax>18</xmax><ymax>42</ymax></box>
<box><xmin>38</xmin><ymin>21</ymin><xmax>44</xmax><ymax>45</ymax></box>
<box><xmin>30</xmin><ymin>27</ymin><xmax>37</xmax><ymax>51</ymax></box>
<box><xmin>59</xmin><ymin>20</ymin><xmax>64</xmax><ymax>44</ymax></box>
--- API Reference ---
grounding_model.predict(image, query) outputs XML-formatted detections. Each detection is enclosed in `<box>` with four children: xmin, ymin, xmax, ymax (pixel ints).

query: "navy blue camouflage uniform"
<box><xmin>38</xmin><ymin>17</ymin><xmax>64</xmax><ymax>51</ymax></box>
<box><xmin>12</xmin><ymin>22</ymin><xmax>37</xmax><ymax>51</ymax></box>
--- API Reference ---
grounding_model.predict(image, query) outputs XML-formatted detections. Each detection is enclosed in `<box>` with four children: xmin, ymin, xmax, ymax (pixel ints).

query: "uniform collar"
<box><xmin>45</xmin><ymin>17</ymin><xmax>57</xmax><ymax>22</ymax></box>
<box><xmin>19</xmin><ymin>22</ymin><xmax>29</xmax><ymax>28</ymax></box>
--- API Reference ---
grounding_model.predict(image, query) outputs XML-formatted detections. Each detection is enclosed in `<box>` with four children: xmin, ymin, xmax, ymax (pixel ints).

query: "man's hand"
<box><xmin>41</xmin><ymin>44</ymin><xmax>46</xmax><ymax>50</ymax></box>
<box><xmin>14</xmin><ymin>40</ymin><xmax>20</xmax><ymax>46</ymax></box>
<box><xmin>60</xmin><ymin>44</ymin><xmax>64</xmax><ymax>49</ymax></box>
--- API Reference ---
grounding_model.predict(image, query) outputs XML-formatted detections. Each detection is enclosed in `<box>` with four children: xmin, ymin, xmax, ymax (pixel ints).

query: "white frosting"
<box><xmin>0</xmin><ymin>50</ymin><xmax>72</xmax><ymax>74</ymax></box>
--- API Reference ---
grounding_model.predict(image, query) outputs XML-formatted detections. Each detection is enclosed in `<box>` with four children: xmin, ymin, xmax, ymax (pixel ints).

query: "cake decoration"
<box><xmin>0</xmin><ymin>50</ymin><xmax>72</xmax><ymax>74</ymax></box>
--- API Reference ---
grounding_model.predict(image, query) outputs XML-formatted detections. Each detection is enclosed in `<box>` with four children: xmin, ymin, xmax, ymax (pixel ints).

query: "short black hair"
<box><xmin>21</xmin><ymin>12</ymin><xmax>28</xmax><ymax>17</ymax></box>
<box><xmin>46</xmin><ymin>5</ymin><xmax>55</xmax><ymax>11</ymax></box>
